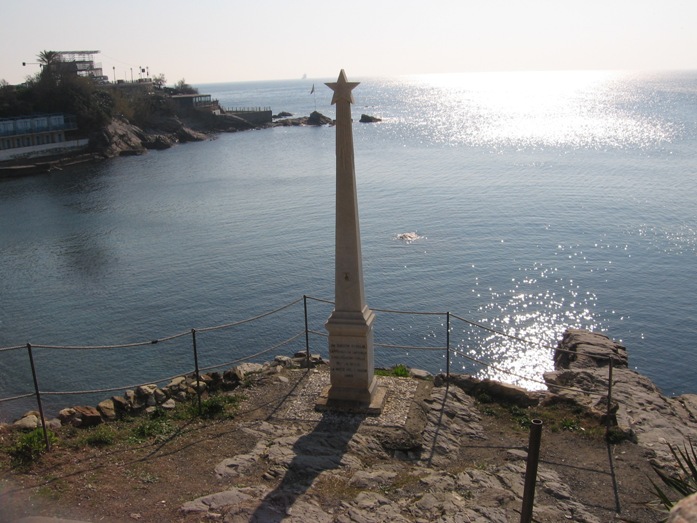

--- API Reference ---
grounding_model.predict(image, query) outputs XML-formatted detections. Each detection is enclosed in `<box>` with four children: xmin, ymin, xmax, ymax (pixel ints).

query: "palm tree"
<box><xmin>36</xmin><ymin>50</ymin><xmax>61</xmax><ymax>81</ymax></box>
<box><xmin>37</xmin><ymin>50</ymin><xmax>60</xmax><ymax>68</ymax></box>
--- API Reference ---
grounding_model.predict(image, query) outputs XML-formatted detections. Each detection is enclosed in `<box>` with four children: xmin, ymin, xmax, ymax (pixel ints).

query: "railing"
<box><xmin>0</xmin><ymin>294</ymin><xmax>618</xmax><ymax>447</ymax></box>
<box><xmin>0</xmin><ymin>296</ymin><xmax>619</xmax><ymax>522</ymax></box>
<box><xmin>0</xmin><ymin>114</ymin><xmax>78</xmax><ymax>137</ymax></box>
<box><xmin>224</xmin><ymin>106</ymin><xmax>271</xmax><ymax>113</ymax></box>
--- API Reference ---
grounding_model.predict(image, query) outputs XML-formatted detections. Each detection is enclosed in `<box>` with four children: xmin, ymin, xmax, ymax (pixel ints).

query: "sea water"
<box><xmin>1</xmin><ymin>71</ymin><xmax>696</xmax><ymax>421</ymax></box>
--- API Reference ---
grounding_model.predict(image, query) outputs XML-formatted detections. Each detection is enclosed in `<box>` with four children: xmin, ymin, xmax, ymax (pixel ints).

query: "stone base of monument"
<box><xmin>315</xmin><ymin>384</ymin><xmax>387</xmax><ymax>415</ymax></box>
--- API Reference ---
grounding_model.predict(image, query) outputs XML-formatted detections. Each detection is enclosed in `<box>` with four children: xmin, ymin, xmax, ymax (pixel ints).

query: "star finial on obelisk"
<box><xmin>325</xmin><ymin>69</ymin><xmax>360</xmax><ymax>105</ymax></box>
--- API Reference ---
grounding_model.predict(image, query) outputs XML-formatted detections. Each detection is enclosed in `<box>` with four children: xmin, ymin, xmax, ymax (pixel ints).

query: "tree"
<box><xmin>35</xmin><ymin>50</ymin><xmax>63</xmax><ymax>85</ymax></box>
<box><xmin>152</xmin><ymin>73</ymin><xmax>166</xmax><ymax>90</ymax></box>
<box><xmin>174</xmin><ymin>78</ymin><xmax>198</xmax><ymax>94</ymax></box>
<box><xmin>37</xmin><ymin>50</ymin><xmax>60</xmax><ymax>69</ymax></box>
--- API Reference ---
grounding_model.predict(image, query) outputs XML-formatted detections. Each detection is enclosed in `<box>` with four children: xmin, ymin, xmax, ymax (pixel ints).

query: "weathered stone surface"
<box><xmin>13</xmin><ymin>414</ymin><xmax>39</xmax><ymax>430</ymax></box>
<box><xmin>71</xmin><ymin>405</ymin><xmax>102</xmax><ymax>427</ymax></box>
<box><xmin>92</xmin><ymin>117</ymin><xmax>147</xmax><ymax>157</ymax></box>
<box><xmin>97</xmin><ymin>399</ymin><xmax>116</xmax><ymax>420</ymax></box>
<box><xmin>57</xmin><ymin>408</ymin><xmax>77</xmax><ymax>424</ymax></box>
<box><xmin>409</xmin><ymin>368</ymin><xmax>431</xmax><ymax>380</ymax></box>
<box><xmin>135</xmin><ymin>384</ymin><xmax>158</xmax><ymax>398</ymax></box>
<box><xmin>447</xmin><ymin>374</ymin><xmax>539</xmax><ymax>407</ymax></box>
<box><xmin>235</xmin><ymin>362</ymin><xmax>264</xmax><ymax>378</ymax></box>
<box><xmin>349</xmin><ymin>469</ymin><xmax>398</xmax><ymax>489</ymax></box>
<box><xmin>167</xmin><ymin>376</ymin><xmax>186</xmax><ymax>388</ymax></box>
<box><xmin>554</xmin><ymin>328</ymin><xmax>628</xmax><ymax>369</ymax></box>
<box><xmin>111</xmin><ymin>395</ymin><xmax>130</xmax><ymax>414</ymax></box>
<box><xmin>667</xmin><ymin>492</ymin><xmax>697</xmax><ymax>523</ymax></box>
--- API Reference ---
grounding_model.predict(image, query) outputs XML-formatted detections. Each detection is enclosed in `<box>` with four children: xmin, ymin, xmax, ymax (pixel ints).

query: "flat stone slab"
<box><xmin>269</xmin><ymin>370</ymin><xmax>418</xmax><ymax>429</ymax></box>
<box><xmin>315</xmin><ymin>385</ymin><xmax>387</xmax><ymax>415</ymax></box>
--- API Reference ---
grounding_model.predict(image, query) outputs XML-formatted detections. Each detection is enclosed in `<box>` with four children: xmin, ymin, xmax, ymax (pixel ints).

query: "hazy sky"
<box><xmin>2</xmin><ymin>0</ymin><xmax>695</xmax><ymax>85</ymax></box>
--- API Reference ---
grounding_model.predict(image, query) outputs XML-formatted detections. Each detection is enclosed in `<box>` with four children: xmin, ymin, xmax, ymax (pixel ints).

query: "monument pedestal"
<box><xmin>316</xmin><ymin>307</ymin><xmax>386</xmax><ymax>415</ymax></box>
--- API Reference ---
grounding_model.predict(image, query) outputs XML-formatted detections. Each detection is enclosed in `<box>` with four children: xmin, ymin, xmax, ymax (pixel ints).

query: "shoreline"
<box><xmin>2</xmin><ymin>328</ymin><xmax>697</xmax><ymax>521</ymax></box>
<box><xmin>0</xmin><ymin>111</ymin><xmax>335</xmax><ymax>179</ymax></box>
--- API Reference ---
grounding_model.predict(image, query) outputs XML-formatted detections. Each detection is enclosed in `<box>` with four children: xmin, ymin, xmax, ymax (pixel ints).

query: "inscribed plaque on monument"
<box><xmin>329</xmin><ymin>336</ymin><xmax>373</xmax><ymax>387</ymax></box>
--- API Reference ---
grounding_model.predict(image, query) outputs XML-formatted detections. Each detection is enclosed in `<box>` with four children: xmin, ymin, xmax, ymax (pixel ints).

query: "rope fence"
<box><xmin>1</xmin><ymin>294</ymin><xmax>618</xmax><ymax>449</ymax></box>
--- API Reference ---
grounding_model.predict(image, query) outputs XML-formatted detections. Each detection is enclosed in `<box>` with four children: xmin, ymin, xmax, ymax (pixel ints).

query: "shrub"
<box><xmin>10</xmin><ymin>428</ymin><xmax>57</xmax><ymax>467</ymax></box>
<box><xmin>178</xmin><ymin>394</ymin><xmax>241</xmax><ymax>420</ymax></box>
<box><xmin>130</xmin><ymin>415</ymin><xmax>176</xmax><ymax>442</ymax></box>
<box><xmin>651</xmin><ymin>440</ymin><xmax>697</xmax><ymax>511</ymax></box>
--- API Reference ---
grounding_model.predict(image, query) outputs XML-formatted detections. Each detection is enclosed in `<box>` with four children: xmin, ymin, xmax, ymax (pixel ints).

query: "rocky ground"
<box><xmin>1</xmin><ymin>329</ymin><xmax>696</xmax><ymax>522</ymax></box>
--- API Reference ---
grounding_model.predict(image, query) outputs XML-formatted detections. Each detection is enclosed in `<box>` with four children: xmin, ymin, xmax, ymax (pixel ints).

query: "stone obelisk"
<box><xmin>318</xmin><ymin>70</ymin><xmax>385</xmax><ymax>414</ymax></box>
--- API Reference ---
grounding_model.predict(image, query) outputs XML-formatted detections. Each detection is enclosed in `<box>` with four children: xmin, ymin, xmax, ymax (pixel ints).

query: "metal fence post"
<box><xmin>520</xmin><ymin>419</ymin><xmax>543</xmax><ymax>523</ymax></box>
<box><xmin>446</xmin><ymin>312</ymin><xmax>451</xmax><ymax>378</ymax></box>
<box><xmin>606</xmin><ymin>358</ymin><xmax>614</xmax><ymax>437</ymax></box>
<box><xmin>303</xmin><ymin>295</ymin><xmax>310</xmax><ymax>366</ymax></box>
<box><xmin>26</xmin><ymin>343</ymin><xmax>51</xmax><ymax>452</ymax></box>
<box><xmin>191</xmin><ymin>329</ymin><xmax>202</xmax><ymax>415</ymax></box>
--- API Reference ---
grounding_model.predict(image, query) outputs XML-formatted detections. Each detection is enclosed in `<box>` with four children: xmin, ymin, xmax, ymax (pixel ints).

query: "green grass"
<box><xmin>375</xmin><ymin>364</ymin><xmax>410</xmax><ymax>378</ymax></box>
<box><xmin>175</xmin><ymin>393</ymin><xmax>242</xmax><ymax>420</ymax></box>
<box><xmin>82</xmin><ymin>424</ymin><xmax>117</xmax><ymax>447</ymax></box>
<box><xmin>475</xmin><ymin>400</ymin><xmax>604</xmax><ymax>438</ymax></box>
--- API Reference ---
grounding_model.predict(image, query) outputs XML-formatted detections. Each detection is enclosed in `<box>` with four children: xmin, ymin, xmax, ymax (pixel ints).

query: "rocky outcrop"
<box><xmin>181</xmin><ymin>378</ymin><xmax>603</xmax><ymax>522</ymax></box>
<box><xmin>307</xmin><ymin>111</ymin><xmax>333</xmax><ymax>126</ymax></box>
<box><xmin>359</xmin><ymin>114</ymin><xmax>382</xmax><ymax>123</ymax></box>
<box><xmin>88</xmin><ymin>116</ymin><xmax>209</xmax><ymax>158</ymax></box>
<box><xmin>266</xmin><ymin>111</ymin><xmax>334</xmax><ymax>127</ymax></box>
<box><xmin>545</xmin><ymin>328</ymin><xmax>697</xmax><ymax>469</ymax></box>
<box><xmin>91</xmin><ymin>117</ymin><xmax>147</xmax><ymax>157</ymax></box>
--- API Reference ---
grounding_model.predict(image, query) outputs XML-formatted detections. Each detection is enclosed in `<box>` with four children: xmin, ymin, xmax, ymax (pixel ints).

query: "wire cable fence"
<box><xmin>1</xmin><ymin>294</ymin><xmax>618</xmax><ymax>449</ymax></box>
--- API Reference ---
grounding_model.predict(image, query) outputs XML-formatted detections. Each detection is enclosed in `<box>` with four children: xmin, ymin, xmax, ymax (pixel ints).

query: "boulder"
<box><xmin>72</xmin><ymin>406</ymin><xmax>102</xmax><ymax>427</ymax></box>
<box><xmin>97</xmin><ymin>399</ymin><xmax>117</xmax><ymax>420</ymax></box>
<box><xmin>135</xmin><ymin>384</ymin><xmax>158</xmax><ymax>398</ymax></box>
<box><xmin>409</xmin><ymin>368</ymin><xmax>432</xmax><ymax>380</ymax></box>
<box><xmin>58</xmin><ymin>408</ymin><xmax>77</xmax><ymax>423</ymax></box>
<box><xmin>13</xmin><ymin>414</ymin><xmax>39</xmax><ymax>431</ymax></box>
<box><xmin>161</xmin><ymin>399</ymin><xmax>177</xmax><ymax>410</ymax></box>
<box><xmin>236</xmin><ymin>363</ymin><xmax>264</xmax><ymax>378</ymax></box>
<box><xmin>111</xmin><ymin>395</ymin><xmax>130</xmax><ymax>414</ymax></box>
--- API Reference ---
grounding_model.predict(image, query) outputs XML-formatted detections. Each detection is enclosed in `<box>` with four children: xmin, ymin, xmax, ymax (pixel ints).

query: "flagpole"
<box><xmin>311</xmin><ymin>83</ymin><xmax>316</xmax><ymax>111</ymax></box>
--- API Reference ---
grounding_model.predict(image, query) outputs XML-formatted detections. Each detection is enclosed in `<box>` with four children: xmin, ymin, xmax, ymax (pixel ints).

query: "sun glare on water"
<box><xmin>403</xmin><ymin>70</ymin><xmax>675</xmax><ymax>149</ymax></box>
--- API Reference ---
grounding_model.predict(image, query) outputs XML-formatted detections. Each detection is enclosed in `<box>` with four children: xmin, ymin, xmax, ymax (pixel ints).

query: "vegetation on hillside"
<box><xmin>0</xmin><ymin>50</ymin><xmax>199</xmax><ymax>136</ymax></box>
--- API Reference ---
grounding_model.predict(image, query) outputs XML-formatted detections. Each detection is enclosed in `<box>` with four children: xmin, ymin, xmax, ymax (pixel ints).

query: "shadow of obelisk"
<box><xmin>316</xmin><ymin>70</ymin><xmax>386</xmax><ymax>414</ymax></box>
